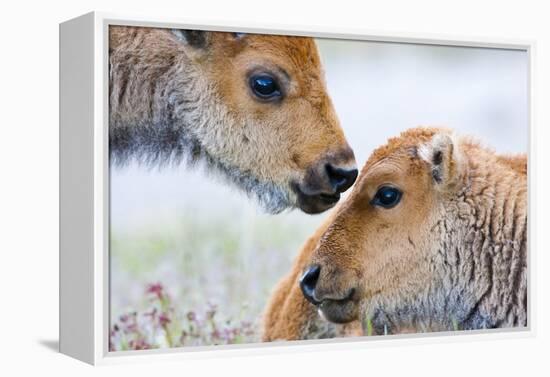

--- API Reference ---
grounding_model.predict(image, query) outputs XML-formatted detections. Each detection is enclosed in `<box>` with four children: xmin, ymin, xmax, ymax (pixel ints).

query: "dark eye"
<box><xmin>371</xmin><ymin>186</ymin><xmax>402</xmax><ymax>208</ymax></box>
<box><xmin>249</xmin><ymin>74</ymin><xmax>281</xmax><ymax>100</ymax></box>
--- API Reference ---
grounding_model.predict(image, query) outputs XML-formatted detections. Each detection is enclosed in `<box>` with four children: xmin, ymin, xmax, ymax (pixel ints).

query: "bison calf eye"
<box><xmin>371</xmin><ymin>186</ymin><xmax>402</xmax><ymax>208</ymax></box>
<box><xmin>249</xmin><ymin>74</ymin><xmax>282</xmax><ymax>101</ymax></box>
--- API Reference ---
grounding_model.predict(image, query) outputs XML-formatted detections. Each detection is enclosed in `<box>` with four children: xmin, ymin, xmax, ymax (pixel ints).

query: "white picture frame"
<box><xmin>59</xmin><ymin>11</ymin><xmax>536</xmax><ymax>365</ymax></box>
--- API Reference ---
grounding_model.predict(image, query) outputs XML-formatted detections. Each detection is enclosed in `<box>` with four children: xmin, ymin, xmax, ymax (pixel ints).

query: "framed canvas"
<box><xmin>59</xmin><ymin>11</ymin><xmax>535</xmax><ymax>365</ymax></box>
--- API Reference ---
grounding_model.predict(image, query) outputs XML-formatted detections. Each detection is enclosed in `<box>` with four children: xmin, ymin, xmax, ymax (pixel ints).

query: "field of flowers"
<box><xmin>110</xmin><ymin>282</ymin><xmax>256</xmax><ymax>350</ymax></box>
<box><xmin>109</xmin><ymin>207</ymin><xmax>323</xmax><ymax>351</ymax></box>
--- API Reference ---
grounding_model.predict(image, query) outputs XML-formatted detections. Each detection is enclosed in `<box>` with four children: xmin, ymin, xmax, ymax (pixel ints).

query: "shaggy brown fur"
<box><xmin>109</xmin><ymin>26</ymin><xmax>356</xmax><ymax>214</ymax></box>
<box><xmin>263</xmin><ymin>127</ymin><xmax>527</xmax><ymax>340</ymax></box>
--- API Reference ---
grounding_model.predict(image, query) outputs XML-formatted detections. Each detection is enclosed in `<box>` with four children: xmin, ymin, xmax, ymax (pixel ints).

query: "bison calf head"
<box><xmin>171</xmin><ymin>30</ymin><xmax>357</xmax><ymax>213</ymax></box>
<box><xmin>110</xmin><ymin>27</ymin><xmax>357</xmax><ymax>214</ymax></box>
<box><xmin>300</xmin><ymin>128</ymin><xmax>471</xmax><ymax>332</ymax></box>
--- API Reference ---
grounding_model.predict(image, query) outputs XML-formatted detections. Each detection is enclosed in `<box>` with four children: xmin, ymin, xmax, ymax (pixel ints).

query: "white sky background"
<box><xmin>110</xmin><ymin>38</ymin><xmax>528</xmax><ymax>232</ymax></box>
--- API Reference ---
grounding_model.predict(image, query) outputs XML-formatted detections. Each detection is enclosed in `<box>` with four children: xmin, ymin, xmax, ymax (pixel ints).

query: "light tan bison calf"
<box><xmin>109</xmin><ymin>27</ymin><xmax>357</xmax><ymax>214</ymax></box>
<box><xmin>263</xmin><ymin>127</ymin><xmax>527</xmax><ymax>340</ymax></box>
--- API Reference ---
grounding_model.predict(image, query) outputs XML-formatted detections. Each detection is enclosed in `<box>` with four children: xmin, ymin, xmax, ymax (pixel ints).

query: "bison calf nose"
<box><xmin>292</xmin><ymin>148</ymin><xmax>357</xmax><ymax>214</ymax></box>
<box><xmin>300</xmin><ymin>264</ymin><xmax>321</xmax><ymax>305</ymax></box>
<box><xmin>325</xmin><ymin>164</ymin><xmax>358</xmax><ymax>193</ymax></box>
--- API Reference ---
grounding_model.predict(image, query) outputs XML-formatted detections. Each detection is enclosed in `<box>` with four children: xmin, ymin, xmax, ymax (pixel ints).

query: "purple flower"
<box><xmin>159</xmin><ymin>312</ymin><xmax>171</xmax><ymax>327</ymax></box>
<box><xmin>146</xmin><ymin>282</ymin><xmax>164</xmax><ymax>300</ymax></box>
<box><xmin>211</xmin><ymin>329</ymin><xmax>221</xmax><ymax>339</ymax></box>
<box><xmin>124</xmin><ymin>323</ymin><xmax>137</xmax><ymax>334</ymax></box>
<box><xmin>129</xmin><ymin>338</ymin><xmax>151</xmax><ymax>350</ymax></box>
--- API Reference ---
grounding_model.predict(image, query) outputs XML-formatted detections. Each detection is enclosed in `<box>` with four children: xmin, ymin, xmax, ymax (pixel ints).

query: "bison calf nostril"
<box><xmin>299</xmin><ymin>264</ymin><xmax>321</xmax><ymax>305</ymax></box>
<box><xmin>325</xmin><ymin>164</ymin><xmax>358</xmax><ymax>193</ymax></box>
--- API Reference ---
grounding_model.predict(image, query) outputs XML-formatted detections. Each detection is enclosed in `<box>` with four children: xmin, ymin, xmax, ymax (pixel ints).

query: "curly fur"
<box><xmin>263</xmin><ymin>127</ymin><xmax>527</xmax><ymax>340</ymax></box>
<box><xmin>109</xmin><ymin>26</ymin><xmax>354</xmax><ymax>214</ymax></box>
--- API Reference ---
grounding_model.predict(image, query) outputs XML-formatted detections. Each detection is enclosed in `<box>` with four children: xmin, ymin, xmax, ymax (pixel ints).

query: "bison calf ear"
<box><xmin>171</xmin><ymin>29</ymin><xmax>211</xmax><ymax>49</ymax></box>
<box><xmin>172</xmin><ymin>29</ymin><xmax>246</xmax><ymax>59</ymax></box>
<box><xmin>171</xmin><ymin>30</ymin><xmax>246</xmax><ymax>50</ymax></box>
<box><xmin>419</xmin><ymin>132</ymin><xmax>464</xmax><ymax>189</ymax></box>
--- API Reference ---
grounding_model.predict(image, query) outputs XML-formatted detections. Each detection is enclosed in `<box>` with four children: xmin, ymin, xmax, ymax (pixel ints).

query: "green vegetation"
<box><xmin>110</xmin><ymin>212</ymin><xmax>322</xmax><ymax>349</ymax></box>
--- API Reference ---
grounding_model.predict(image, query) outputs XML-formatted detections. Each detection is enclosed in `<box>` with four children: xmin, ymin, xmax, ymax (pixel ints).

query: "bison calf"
<box><xmin>109</xmin><ymin>27</ymin><xmax>357</xmax><ymax>214</ymax></box>
<box><xmin>263</xmin><ymin>127</ymin><xmax>527</xmax><ymax>340</ymax></box>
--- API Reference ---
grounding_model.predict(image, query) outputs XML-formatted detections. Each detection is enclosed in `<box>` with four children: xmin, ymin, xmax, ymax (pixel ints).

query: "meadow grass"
<box><xmin>110</xmin><ymin>211</ymin><xmax>321</xmax><ymax>350</ymax></box>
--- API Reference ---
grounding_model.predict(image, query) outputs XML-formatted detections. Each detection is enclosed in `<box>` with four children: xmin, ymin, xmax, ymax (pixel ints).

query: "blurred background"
<box><xmin>109</xmin><ymin>37</ymin><xmax>528</xmax><ymax>350</ymax></box>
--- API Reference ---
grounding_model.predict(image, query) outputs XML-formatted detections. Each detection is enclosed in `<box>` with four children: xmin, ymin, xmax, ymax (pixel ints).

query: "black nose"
<box><xmin>325</xmin><ymin>164</ymin><xmax>358</xmax><ymax>193</ymax></box>
<box><xmin>300</xmin><ymin>264</ymin><xmax>321</xmax><ymax>305</ymax></box>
